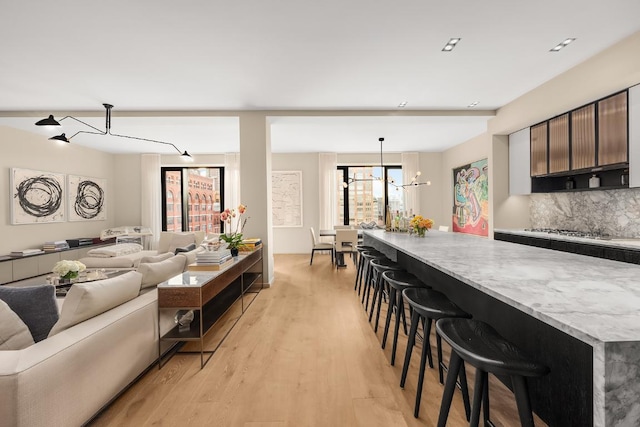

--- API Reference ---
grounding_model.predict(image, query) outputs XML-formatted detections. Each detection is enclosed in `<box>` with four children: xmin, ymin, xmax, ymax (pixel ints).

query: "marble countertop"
<box><xmin>495</xmin><ymin>228</ymin><xmax>640</xmax><ymax>249</ymax></box>
<box><xmin>365</xmin><ymin>229</ymin><xmax>640</xmax><ymax>346</ymax></box>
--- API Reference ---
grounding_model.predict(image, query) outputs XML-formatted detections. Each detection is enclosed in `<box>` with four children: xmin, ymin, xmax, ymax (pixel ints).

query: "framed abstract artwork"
<box><xmin>452</xmin><ymin>158</ymin><xmax>489</xmax><ymax>236</ymax></box>
<box><xmin>67</xmin><ymin>174</ymin><xmax>107</xmax><ymax>221</ymax></box>
<box><xmin>10</xmin><ymin>168</ymin><xmax>66</xmax><ymax>224</ymax></box>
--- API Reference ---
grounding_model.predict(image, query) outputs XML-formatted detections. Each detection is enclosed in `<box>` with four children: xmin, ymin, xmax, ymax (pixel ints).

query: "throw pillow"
<box><xmin>0</xmin><ymin>300</ymin><xmax>35</xmax><ymax>350</ymax></box>
<box><xmin>0</xmin><ymin>284</ymin><xmax>59</xmax><ymax>342</ymax></box>
<box><xmin>167</xmin><ymin>234</ymin><xmax>196</xmax><ymax>255</ymax></box>
<box><xmin>174</xmin><ymin>243</ymin><xmax>197</xmax><ymax>254</ymax></box>
<box><xmin>139</xmin><ymin>252</ymin><xmax>174</xmax><ymax>264</ymax></box>
<box><xmin>48</xmin><ymin>271</ymin><xmax>142</xmax><ymax>337</ymax></box>
<box><xmin>137</xmin><ymin>256</ymin><xmax>186</xmax><ymax>289</ymax></box>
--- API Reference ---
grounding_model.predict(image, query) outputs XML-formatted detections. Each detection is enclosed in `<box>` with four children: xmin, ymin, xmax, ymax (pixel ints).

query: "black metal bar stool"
<box><xmin>360</xmin><ymin>251</ymin><xmax>386</xmax><ymax>311</ymax></box>
<box><xmin>354</xmin><ymin>245</ymin><xmax>377</xmax><ymax>295</ymax></box>
<box><xmin>400</xmin><ymin>287</ymin><xmax>472</xmax><ymax>419</ymax></box>
<box><xmin>436</xmin><ymin>318</ymin><xmax>549</xmax><ymax>427</ymax></box>
<box><xmin>368</xmin><ymin>258</ymin><xmax>403</xmax><ymax>332</ymax></box>
<box><xmin>380</xmin><ymin>270</ymin><xmax>431</xmax><ymax>366</ymax></box>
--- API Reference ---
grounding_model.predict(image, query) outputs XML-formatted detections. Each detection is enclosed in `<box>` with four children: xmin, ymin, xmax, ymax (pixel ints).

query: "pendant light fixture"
<box><xmin>342</xmin><ymin>137</ymin><xmax>430</xmax><ymax>189</ymax></box>
<box><xmin>35</xmin><ymin>103</ymin><xmax>193</xmax><ymax>161</ymax></box>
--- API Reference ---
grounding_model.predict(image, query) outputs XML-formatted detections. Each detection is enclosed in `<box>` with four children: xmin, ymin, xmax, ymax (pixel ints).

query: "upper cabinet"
<box><xmin>571</xmin><ymin>104</ymin><xmax>596</xmax><ymax>170</ymax></box>
<box><xmin>529</xmin><ymin>89</ymin><xmax>631</xmax><ymax>193</ymax></box>
<box><xmin>530</xmin><ymin>123</ymin><xmax>548</xmax><ymax>177</ymax></box>
<box><xmin>598</xmin><ymin>91</ymin><xmax>628</xmax><ymax>166</ymax></box>
<box><xmin>548</xmin><ymin>113</ymin><xmax>570</xmax><ymax>174</ymax></box>
<box><xmin>629</xmin><ymin>84</ymin><xmax>640</xmax><ymax>188</ymax></box>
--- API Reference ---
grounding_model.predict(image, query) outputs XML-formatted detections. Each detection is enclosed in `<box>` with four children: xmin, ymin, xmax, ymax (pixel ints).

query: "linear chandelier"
<box><xmin>342</xmin><ymin>137</ymin><xmax>430</xmax><ymax>190</ymax></box>
<box><xmin>35</xmin><ymin>103</ymin><xmax>193</xmax><ymax>161</ymax></box>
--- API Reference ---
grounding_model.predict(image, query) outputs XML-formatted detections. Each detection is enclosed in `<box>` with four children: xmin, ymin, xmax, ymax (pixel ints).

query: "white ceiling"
<box><xmin>1</xmin><ymin>0</ymin><xmax>639</xmax><ymax>154</ymax></box>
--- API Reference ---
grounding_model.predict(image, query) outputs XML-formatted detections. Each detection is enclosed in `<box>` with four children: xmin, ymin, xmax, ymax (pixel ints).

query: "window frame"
<box><xmin>161</xmin><ymin>166</ymin><xmax>225</xmax><ymax>232</ymax></box>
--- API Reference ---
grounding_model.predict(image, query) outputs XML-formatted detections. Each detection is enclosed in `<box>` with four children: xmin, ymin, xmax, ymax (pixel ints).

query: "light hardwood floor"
<box><xmin>90</xmin><ymin>253</ymin><xmax>545</xmax><ymax>427</ymax></box>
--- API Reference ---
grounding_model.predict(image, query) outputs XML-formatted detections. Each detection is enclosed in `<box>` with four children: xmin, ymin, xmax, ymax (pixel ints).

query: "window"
<box><xmin>337</xmin><ymin>165</ymin><xmax>403</xmax><ymax>226</ymax></box>
<box><xmin>162</xmin><ymin>167</ymin><xmax>224</xmax><ymax>233</ymax></box>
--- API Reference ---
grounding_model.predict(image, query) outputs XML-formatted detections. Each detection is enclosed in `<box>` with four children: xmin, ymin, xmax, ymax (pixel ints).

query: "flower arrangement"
<box><xmin>52</xmin><ymin>260</ymin><xmax>86</xmax><ymax>280</ymax></box>
<box><xmin>410</xmin><ymin>215</ymin><xmax>434</xmax><ymax>237</ymax></box>
<box><xmin>219</xmin><ymin>204</ymin><xmax>248</xmax><ymax>252</ymax></box>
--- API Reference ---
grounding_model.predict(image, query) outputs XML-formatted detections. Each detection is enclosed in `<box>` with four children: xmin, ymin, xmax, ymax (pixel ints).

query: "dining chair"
<box><xmin>309</xmin><ymin>227</ymin><xmax>334</xmax><ymax>265</ymax></box>
<box><xmin>335</xmin><ymin>229</ymin><xmax>359</xmax><ymax>268</ymax></box>
<box><xmin>333</xmin><ymin>225</ymin><xmax>352</xmax><ymax>230</ymax></box>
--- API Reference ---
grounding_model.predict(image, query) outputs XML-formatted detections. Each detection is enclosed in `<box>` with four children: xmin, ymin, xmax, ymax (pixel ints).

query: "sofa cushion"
<box><xmin>180</xmin><ymin>247</ymin><xmax>206</xmax><ymax>270</ymax></box>
<box><xmin>0</xmin><ymin>300</ymin><xmax>35</xmax><ymax>350</ymax></box>
<box><xmin>48</xmin><ymin>271</ymin><xmax>142</xmax><ymax>337</ymax></box>
<box><xmin>0</xmin><ymin>285</ymin><xmax>59</xmax><ymax>342</ymax></box>
<box><xmin>86</xmin><ymin>243</ymin><xmax>143</xmax><ymax>258</ymax></box>
<box><xmin>137</xmin><ymin>255</ymin><xmax>186</xmax><ymax>289</ymax></box>
<box><xmin>157</xmin><ymin>231</ymin><xmax>206</xmax><ymax>254</ymax></box>
<box><xmin>139</xmin><ymin>252</ymin><xmax>174</xmax><ymax>264</ymax></box>
<box><xmin>167</xmin><ymin>234</ymin><xmax>196</xmax><ymax>255</ymax></box>
<box><xmin>174</xmin><ymin>243</ymin><xmax>196</xmax><ymax>254</ymax></box>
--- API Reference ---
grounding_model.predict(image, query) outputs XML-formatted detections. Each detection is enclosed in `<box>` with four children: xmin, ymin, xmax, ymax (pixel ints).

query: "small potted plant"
<box><xmin>220</xmin><ymin>204</ymin><xmax>248</xmax><ymax>256</ymax></box>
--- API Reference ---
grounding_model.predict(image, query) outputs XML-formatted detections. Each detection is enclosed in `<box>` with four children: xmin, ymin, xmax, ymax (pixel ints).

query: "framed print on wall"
<box><xmin>452</xmin><ymin>158</ymin><xmax>489</xmax><ymax>236</ymax></box>
<box><xmin>10</xmin><ymin>168</ymin><xmax>66</xmax><ymax>224</ymax></box>
<box><xmin>272</xmin><ymin>170</ymin><xmax>303</xmax><ymax>227</ymax></box>
<box><xmin>68</xmin><ymin>174</ymin><xmax>107</xmax><ymax>221</ymax></box>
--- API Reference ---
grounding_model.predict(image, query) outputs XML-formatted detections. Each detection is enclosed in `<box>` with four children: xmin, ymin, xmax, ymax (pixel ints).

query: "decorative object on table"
<box><xmin>410</xmin><ymin>215</ymin><xmax>434</xmax><ymax>237</ymax></box>
<box><xmin>52</xmin><ymin>260</ymin><xmax>86</xmax><ymax>282</ymax></box>
<box><xmin>174</xmin><ymin>310</ymin><xmax>195</xmax><ymax>332</ymax></box>
<box><xmin>589</xmin><ymin>174</ymin><xmax>600</xmax><ymax>188</ymax></box>
<box><xmin>272</xmin><ymin>170</ymin><xmax>303</xmax><ymax>227</ymax></box>
<box><xmin>452</xmin><ymin>158</ymin><xmax>489</xmax><ymax>237</ymax></box>
<box><xmin>67</xmin><ymin>174</ymin><xmax>107</xmax><ymax>221</ymax></box>
<box><xmin>10</xmin><ymin>168</ymin><xmax>66</xmax><ymax>224</ymax></box>
<box><xmin>239</xmin><ymin>238</ymin><xmax>262</xmax><ymax>252</ymax></box>
<box><xmin>219</xmin><ymin>204</ymin><xmax>248</xmax><ymax>256</ymax></box>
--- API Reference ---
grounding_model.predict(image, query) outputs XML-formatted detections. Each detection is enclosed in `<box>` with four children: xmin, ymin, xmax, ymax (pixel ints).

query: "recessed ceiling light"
<box><xmin>467</xmin><ymin>101</ymin><xmax>479</xmax><ymax>108</ymax></box>
<box><xmin>550</xmin><ymin>38</ymin><xmax>576</xmax><ymax>52</ymax></box>
<box><xmin>398</xmin><ymin>101</ymin><xmax>408</xmax><ymax>108</ymax></box>
<box><xmin>442</xmin><ymin>38</ymin><xmax>461</xmax><ymax>52</ymax></box>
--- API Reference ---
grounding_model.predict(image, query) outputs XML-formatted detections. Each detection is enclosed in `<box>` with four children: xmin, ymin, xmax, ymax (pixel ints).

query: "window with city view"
<box><xmin>337</xmin><ymin>166</ymin><xmax>403</xmax><ymax>226</ymax></box>
<box><xmin>162</xmin><ymin>167</ymin><xmax>224</xmax><ymax>233</ymax></box>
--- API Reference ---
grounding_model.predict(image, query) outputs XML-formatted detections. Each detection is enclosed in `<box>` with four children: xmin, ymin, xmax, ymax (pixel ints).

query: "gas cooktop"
<box><xmin>523</xmin><ymin>228</ymin><xmax>612</xmax><ymax>240</ymax></box>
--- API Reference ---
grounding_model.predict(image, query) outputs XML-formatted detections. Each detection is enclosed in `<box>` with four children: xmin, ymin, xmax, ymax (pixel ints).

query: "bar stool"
<box><xmin>360</xmin><ymin>251</ymin><xmax>387</xmax><ymax>310</ymax></box>
<box><xmin>436</xmin><ymin>318</ymin><xmax>549</xmax><ymax>427</ymax></box>
<box><xmin>380</xmin><ymin>270</ymin><xmax>431</xmax><ymax>366</ymax></box>
<box><xmin>368</xmin><ymin>258</ymin><xmax>403</xmax><ymax>332</ymax></box>
<box><xmin>354</xmin><ymin>245</ymin><xmax>377</xmax><ymax>295</ymax></box>
<box><xmin>400</xmin><ymin>287</ymin><xmax>472</xmax><ymax>419</ymax></box>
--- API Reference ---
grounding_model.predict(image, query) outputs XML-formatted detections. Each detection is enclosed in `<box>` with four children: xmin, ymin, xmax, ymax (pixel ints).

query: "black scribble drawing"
<box><xmin>11</xmin><ymin>168</ymin><xmax>66</xmax><ymax>224</ymax></box>
<box><xmin>74</xmin><ymin>180</ymin><xmax>105</xmax><ymax>219</ymax></box>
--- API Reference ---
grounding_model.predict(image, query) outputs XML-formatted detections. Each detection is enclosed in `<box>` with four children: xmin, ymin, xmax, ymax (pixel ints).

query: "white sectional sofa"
<box><xmin>0</xmin><ymin>234</ymin><xmax>206</xmax><ymax>426</ymax></box>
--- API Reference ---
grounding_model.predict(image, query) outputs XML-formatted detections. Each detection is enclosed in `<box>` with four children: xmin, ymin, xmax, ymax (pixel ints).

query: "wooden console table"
<box><xmin>157</xmin><ymin>248</ymin><xmax>263</xmax><ymax>368</ymax></box>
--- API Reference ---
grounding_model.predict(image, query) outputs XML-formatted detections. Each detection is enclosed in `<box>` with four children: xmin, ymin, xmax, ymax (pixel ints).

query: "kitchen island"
<box><xmin>363</xmin><ymin>229</ymin><xmax>640</xmax><ymax>427</ymax></box>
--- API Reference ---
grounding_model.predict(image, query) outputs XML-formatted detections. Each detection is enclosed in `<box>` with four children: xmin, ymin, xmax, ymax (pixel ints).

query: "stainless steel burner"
<box><xmin>523</xmin><ymin>228</ymin><xmax>611</xmax><ymax>240</ymax></box>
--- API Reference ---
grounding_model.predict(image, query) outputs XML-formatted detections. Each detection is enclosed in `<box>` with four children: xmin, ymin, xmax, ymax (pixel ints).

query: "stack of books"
<box><xmin>43</xmin><ymin>240</ymin><xmax>70</xmax><ymax>252</ymax></box>
<box><xmin>189</xmin><ymin>249</ymin><xmax>233</xmax><ymax>271</ymax></box>
<box><xmin>10</xmin><ymin>249</ymin><xmax>45</xmax><ymax>257</ymax></box>
<box><xmin>240</xmin><ymin>238</ymin><xmax>262</xmax><ymax>252</ymax></box>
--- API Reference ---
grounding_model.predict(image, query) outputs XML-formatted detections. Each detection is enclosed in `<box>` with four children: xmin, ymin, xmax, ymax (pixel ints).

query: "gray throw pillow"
<box><xmin>0</xmin><ymin>284</ymin><xmax>59</xmax><ymax>342</ymax></box>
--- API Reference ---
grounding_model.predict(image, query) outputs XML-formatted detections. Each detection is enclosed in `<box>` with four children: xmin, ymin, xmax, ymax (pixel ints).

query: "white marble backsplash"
<box><xmin>530</xmin><ymin>188</ymin><xmax>640</xmax><ymax>238</ymax></box>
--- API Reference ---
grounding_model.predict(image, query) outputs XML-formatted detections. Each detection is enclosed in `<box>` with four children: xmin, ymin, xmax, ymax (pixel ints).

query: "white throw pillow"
<box><xmin>139</xmin><ymin>252</ymin><xmax>174</xmax><ymax>264</ymax></box>
<box><xmin>87</xmin><ymin>243</ymin><xmax>143</xmax><ymax>258</ymax></box>
<box><xmin>0</xmin><ymin>300</ymin><xmax>35</xmax><ymax>350</ymax></box>
<box><xmin>137</xmin><ymin>255</ymin><xmax>186</xmax><ymax>289</ymax></box>
<box><xmin>167</xmin><ymin>234</ymin><xmax>196</xmax><ymax>255</ymax></box>
<box><xmin>48</xmin><ymin>271</ymin><xmax>142</xmax><ymax>337</ymax></box>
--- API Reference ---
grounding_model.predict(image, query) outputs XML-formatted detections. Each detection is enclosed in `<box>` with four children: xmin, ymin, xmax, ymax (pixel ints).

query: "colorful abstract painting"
<box><xmin>452</xmin><ymin>158</ymin><xmax>489</xmax><ymax>236</ymax></box>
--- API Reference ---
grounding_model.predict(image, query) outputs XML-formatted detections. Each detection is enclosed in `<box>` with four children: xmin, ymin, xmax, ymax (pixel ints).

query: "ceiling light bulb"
<box><xmin>449</xmin><ymin>38</ymin><xmax>460</xmax><ymax>44</ymax></box>
<box><xmin>443</xmin><ymin>45</ymin><xmax>453</xmax><ymax>51</ymax></box>
<box><xmin>562</xmin><ymin>38</ymin><xmax>575</xmax><ymax>45</ymax></box>
<box><xmin>416</xmin><ymin>171</ymin><xmax>422</xmax><ymax>176</ymax></box>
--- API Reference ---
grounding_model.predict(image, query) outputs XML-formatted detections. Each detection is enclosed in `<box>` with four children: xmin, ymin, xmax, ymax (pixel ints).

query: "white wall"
<box><xmin>272</xmin><ymin>153</ymin><xmax>319</xmax><ymax>254</ymax></box>
<box><xmin>0</xmin><ymin>126</ymin><xmax>117</xmax><ymax>255</ymax></box>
